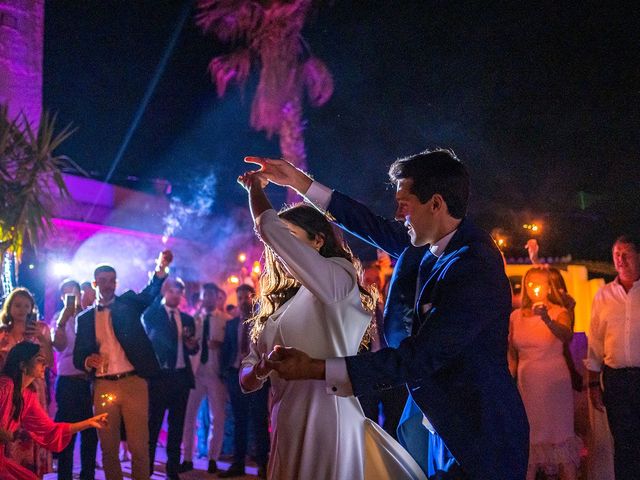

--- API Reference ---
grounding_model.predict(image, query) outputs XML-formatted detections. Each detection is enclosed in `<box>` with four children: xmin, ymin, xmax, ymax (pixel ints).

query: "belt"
<box><xmin>98</xmin><ymin>370</ymin><xmax>137</xmax><ymax>381</ymax></box>
<box><xmin>61</xmin><ymin>373</ymin><xmax>90</xmax><ymax>381</ymax></box>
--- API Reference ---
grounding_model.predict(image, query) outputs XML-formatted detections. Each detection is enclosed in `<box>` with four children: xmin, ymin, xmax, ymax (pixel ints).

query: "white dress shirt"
<box><xmin>94</xmin><ymin>303</ymin><xmax>135</xmax><ymax>376</ymax></box>
<box><xmin>586</xmin><ymin>277</ymin><xmax>640</xmax><ymax>371</ymax></box>
<box><xmin>54</xmin><ymin>312</ymin><xmax>85</xmax><ymax>376</ymax></box>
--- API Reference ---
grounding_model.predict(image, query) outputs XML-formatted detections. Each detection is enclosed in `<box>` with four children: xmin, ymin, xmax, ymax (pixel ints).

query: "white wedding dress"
<box><xmin>242</xmin><ymin>209</ymin><xmax>426</xmax><ymax>480</ymax></box>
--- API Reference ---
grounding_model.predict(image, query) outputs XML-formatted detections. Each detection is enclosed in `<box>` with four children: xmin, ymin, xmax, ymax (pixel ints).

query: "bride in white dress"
<box><xmin>237</xmin><ymin>171</ymin><xmax>426</xmax><ymax>480</ymax></box>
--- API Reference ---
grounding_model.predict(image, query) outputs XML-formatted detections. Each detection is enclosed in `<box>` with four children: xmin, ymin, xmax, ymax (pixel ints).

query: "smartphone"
<box><xmin>65</xmin><ymin>294</ymin><xmax>76</xmax><ymax>308</ymax></box>
<box><xmin>25</xmin><ymin>313</ymin><xmax>37</xmax><ymax>335</ymax></box>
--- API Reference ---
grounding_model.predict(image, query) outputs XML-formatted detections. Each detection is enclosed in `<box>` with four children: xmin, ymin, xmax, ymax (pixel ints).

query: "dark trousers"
<box><xmin>602</xmin><ymin>365</ymin><xmax>640</xmax><ymax>480</ymax></box>
<box><xmin>359</xmin><ymin>386</ymin><xmax>408</xmax><ymax>440</ymax></box>
<box><xmin>148</xmin><ymin>369</ymin><xmax>191</xmax><ymax>475</ymax></box>
<box><xmin>225</xmin><ymin>368</ymin><xmax>269</xmax><ymax>468</ymax></box>
<box><xmin>55</xmin><ymin>375</ymin><xmax>98</xmax><ymax>480</ymax></box>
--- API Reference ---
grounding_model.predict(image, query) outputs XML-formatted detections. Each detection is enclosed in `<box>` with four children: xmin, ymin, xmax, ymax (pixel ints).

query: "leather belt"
<box><xmin>98</xmin><ymin>370</ymin><xmax>137</xmax><ymax>381</ymax></box>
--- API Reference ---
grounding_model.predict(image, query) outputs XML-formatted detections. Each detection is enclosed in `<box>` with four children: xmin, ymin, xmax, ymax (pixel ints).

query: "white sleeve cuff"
<box><xmin>583</xmin><ymin>358</ymin><xmax>602</xmax><ymax>372</ymax></box>
<box><xmin>304</xmin><ymin>181</ymin><xmax>333</xmax><ymax>212</ymax></box>
<box><xmin>325</xmin><ymin>357</ymin><xmax>354</xmax><ymax>397</ymax></box>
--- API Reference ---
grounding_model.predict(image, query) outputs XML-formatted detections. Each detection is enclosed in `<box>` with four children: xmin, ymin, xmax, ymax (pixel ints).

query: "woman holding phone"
<box><xmin>508</xmin><ymin>268</ymin><xmax>580</xmax><ymax>480</ymax></box>
<box><xmin>0</xmin><ymin>288</ymin><xmax>54</xmax><ymax>477</ymax></box>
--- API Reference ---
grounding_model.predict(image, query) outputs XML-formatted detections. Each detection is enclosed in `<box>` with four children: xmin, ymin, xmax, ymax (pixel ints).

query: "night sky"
<box><xmin>43</xmin><ymin>1</ymin><xmax>639</xmax><ymax>260</ymax></box>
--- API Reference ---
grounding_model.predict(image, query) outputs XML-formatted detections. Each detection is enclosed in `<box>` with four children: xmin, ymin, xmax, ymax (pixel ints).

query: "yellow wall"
<box><xmin>505</xmin><ymin>264</ymin><xmax>605</xmax><ymax>333</ymax></box>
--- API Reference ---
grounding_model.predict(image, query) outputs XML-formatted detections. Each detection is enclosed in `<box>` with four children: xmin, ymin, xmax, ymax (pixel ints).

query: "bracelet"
<box><xmin>254</xmin><ymin>367</ymin><xmax>270</xmax><ymax>381</ymax></box>
<box><xmin>588</xmin><ymin>381</ymin><xmax>601</xmax><ymax>388</ymax></box>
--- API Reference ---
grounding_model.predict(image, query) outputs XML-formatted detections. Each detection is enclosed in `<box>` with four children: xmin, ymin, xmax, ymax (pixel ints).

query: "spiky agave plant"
<box><xmin>196</xmin><ymin>0</ymin><xmax>333</xmax><ymax>191</ymax></box>
<box><xmin>0</xmin><ymin>105</ymin><xmax>76</xmax><ymax>292</ymax></box>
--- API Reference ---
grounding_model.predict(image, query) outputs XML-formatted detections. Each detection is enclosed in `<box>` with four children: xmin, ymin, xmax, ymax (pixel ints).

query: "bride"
<box><xmin>237</xmin><ymin>169</ymin><xmax>425</xmax><ymax>480</ymax></box>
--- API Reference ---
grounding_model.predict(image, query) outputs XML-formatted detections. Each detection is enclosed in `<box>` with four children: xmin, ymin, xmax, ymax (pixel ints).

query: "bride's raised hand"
<box><xmin>244</xmin><ymin>157</ymin><xmax>312</xmax><ymax>193</ymax></box>
<box><xmin>237</xmin><ymin>171</ymin><xmax>269</xmax><ymax>191</ymax></box>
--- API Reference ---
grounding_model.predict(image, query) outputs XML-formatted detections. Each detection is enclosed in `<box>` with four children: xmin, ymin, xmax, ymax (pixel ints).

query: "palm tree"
<box><xmin>0</xmin><ymin>105</ymin><xmax>75</xmax><ymax>294</ymax></box>
<box><xmin>196</xmin><ymin>0</ymin><xmax>333</xmax><ymax>199</ymax></box>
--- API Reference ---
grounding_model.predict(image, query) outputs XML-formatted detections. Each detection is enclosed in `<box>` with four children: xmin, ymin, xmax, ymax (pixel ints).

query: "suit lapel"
<box><xmin>414</xmin><ymin>224</ymin><xmax>469</xmax><ymax>327</ymax></box>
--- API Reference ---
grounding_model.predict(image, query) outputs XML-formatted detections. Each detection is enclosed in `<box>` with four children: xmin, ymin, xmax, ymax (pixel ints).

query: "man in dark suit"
<box><xmin>73</xmin><ymin>251</ymin><xmax>172</xmax><ymax>480</ymax></box>
<box><xmin>218</xmin><ymin>284</ymin><xmax>269</xmax><ymax>479</ymax></box>
<box><xmin>247</xmin><ymin>151</ymin><xmax>529</xmax><ymax>479</ymax></box>
<box><xmin>143</xmin><ymin>277</ymin><xmax>199</xmax><ymax>479</ymax></box>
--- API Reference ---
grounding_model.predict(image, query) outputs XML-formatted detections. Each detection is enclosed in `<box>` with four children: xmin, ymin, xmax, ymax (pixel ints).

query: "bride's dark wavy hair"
<box><xmin>250</xmin><ymin>204</ymin><xmax>378</xmax><ymax>348</ymax></box>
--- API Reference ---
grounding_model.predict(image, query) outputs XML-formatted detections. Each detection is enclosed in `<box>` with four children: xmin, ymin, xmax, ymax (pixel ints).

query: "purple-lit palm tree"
<box><xmin>0</xmin><ymin>105</ymin><xmax>75</xmax><ymax>294</ymax></box>
<box><xmin>196</xmin><ymin>0</ymin><xmax>333</xmax><ymax>196</ymax></box>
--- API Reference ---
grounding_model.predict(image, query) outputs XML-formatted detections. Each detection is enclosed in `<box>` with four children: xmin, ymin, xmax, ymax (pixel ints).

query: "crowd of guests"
<box><xmin>0</xmin><ymin>212</ymin><xmax>637</xmax><ymax>480</ymax></box>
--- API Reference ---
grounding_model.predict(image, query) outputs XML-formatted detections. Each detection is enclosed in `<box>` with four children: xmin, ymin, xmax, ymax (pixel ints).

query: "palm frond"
<box><xmin>208</xmin><ymin>49</ymin><xmax>252</xmax><ymax>97</ymax></box>
<box><xmin>196</xmin><ymin>0</ymin><xmax>263</xmax><ymax>43</ymax></box>
<box><xmin>0</xmin><ymin>107</ymin><xmax>74</xmax><ymax>262</ymax></box>
<box><xmin>302</xmin><ymin>56</ymin><xmax>333</xmax><ymax>107</ymax></box>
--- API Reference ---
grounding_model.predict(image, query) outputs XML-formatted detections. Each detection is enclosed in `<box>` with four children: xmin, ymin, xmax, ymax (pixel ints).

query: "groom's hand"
<box><xmin>265</xmin><ymin>345</ymin><xmax>325</xmax><ymax>380</ymax></box>
<box><xmin>244</xmin><ymin>157</ymin><xmax>313</xmax><ymax>194</ymax></box>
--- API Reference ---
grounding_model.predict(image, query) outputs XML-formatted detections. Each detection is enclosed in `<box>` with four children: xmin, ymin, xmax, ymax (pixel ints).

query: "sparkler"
<box><xmin>99</xmin><ymin>393</ymin><xmax>117</xmax><ymax>408</ymax></box>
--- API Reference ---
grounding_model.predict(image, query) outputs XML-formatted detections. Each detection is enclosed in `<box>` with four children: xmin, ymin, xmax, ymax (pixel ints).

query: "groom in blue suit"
<box><xmin>248</xmin><ymin>150</ymin><xmax>529</xmax><ymax>479</ymax></box>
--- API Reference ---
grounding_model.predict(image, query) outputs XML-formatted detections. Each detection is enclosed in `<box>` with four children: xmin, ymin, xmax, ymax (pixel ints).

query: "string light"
<box><xmin>252</xmin><ymin>261</ymin><xmax>261</xmax><ymax>275</ymax></box>
<box><xmin>237</xmin><ymin>252</ymin><xmax>247</xmax><ymax>263</ymax></box>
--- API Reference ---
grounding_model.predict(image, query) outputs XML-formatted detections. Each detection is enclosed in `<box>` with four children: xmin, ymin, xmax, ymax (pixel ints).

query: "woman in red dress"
<box><xmin>0</xmin><ymin>342</ymin><xmax>108</xmax><ymax>480</ymax></box>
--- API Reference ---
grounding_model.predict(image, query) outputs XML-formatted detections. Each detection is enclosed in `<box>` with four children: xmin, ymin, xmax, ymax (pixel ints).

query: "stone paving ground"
<box><xmin>43</xmin><ymin>442</ymin><xmax>257</xmax><ymax>480</ymax></box>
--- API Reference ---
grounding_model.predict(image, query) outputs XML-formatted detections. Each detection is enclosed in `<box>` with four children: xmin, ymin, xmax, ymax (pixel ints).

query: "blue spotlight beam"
<box><xmin>85</xmin><ymin>0</ymin><xmax>196</xmax><ymax>221</ymax></box>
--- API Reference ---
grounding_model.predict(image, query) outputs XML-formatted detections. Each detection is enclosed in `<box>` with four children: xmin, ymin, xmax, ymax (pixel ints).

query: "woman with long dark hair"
<box><xmin>236</xmin><ymin>170</ymin><xmax>425</xmax><ymax>480</ymax></box>
<box><xmin>0</xmin><ymin>342</ymin><xmax>107</xmax><ymax>479</ymax></box>
<box><xmin>0</xmin><ymin>288</ymin><xmax>54</xmax><ymax>476</ymax></box>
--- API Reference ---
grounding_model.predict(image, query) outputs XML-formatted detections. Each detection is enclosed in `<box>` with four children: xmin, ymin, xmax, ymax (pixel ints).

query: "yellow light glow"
<box><xmin>252</xmin><ymin>261</ymin><xmax>261</xmax><ymax>275</ymax></box>
<box><xmin>228</xmin><ymin>275</ymin><xmax>240</xmax><ymax>284</ymax></box>
<box><xmin>237</xmin><ymin>253</ymin><xmax>247</xmax><ymax>263</ymax></box>
<box><xmin>99</xmin><ymin>393</ymin><xmax>117</xmax><ymax>407</ymax></box>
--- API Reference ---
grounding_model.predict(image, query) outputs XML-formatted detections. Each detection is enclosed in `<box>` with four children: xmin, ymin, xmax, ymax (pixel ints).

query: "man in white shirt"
<box><xmin>586</xmin><ymin>234</ymin><xmax>640</xmax><ymax>480</ymax></box>
<box><xmin>180</xmin><ymin>283</ymin><xmax>230</xmax><ymax>474</ymax></box>
<box><xmin>143</xmin><ymin>277</ymin><xmax>199</xmax><ymax>479</ymax></box>
<box><xmin>74</xmin><ymin>251</ymin><xmax>172</xmax><ymax>480</ymax></box>
<box><xmin>52</xmin><ymin>278</ymin><xmax>98</xmax><ymax>480</ymax></box>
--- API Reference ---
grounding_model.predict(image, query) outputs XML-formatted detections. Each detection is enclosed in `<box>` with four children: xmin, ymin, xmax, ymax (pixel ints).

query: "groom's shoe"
<box><xmin>178</xmin><ymin>461</ymin><xmax>193</xmax><ymax>473</ymax></box>
<box><xmin>218</xmin><ymin>463</ymin><xmax>245</xmax><ymax>477</ymax></box>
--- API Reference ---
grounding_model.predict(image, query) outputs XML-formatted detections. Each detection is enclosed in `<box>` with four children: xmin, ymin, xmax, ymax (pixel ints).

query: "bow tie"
<box><xmin>97</xmin><ymin>305</ymin><xmax>110</xmax><ymax>312</ymax></box>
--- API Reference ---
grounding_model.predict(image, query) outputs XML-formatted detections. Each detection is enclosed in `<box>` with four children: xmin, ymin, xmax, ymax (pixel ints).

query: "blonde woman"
<box><xmin>509</xmin><ymin>267</ymin><xmax>581</xmax><ymax>480</ymax></box>
<box><xmin>0</xmin><ymin>288</ymin><xmax>54</xmax><ymax>477</ymax></box>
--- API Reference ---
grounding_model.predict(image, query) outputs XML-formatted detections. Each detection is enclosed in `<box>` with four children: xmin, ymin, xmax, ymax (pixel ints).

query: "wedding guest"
<box><xmin>52</xmin><ymin>279</ymin><xmax>98</xmax><ymax>480</ymax></box>
<box><xmin>0</xmin><ymin>288</ymin><xmax>54</xmax><ymax>476</ymax></box>
<box><xmin>73</xmin><ymin>251</ymin><xmax>172</xmax><ymax>480</ymax></box>
<box><xmin>0</xmin><ymin>341</ymin><xmax>107</xmax><ymax>480</ymax></box>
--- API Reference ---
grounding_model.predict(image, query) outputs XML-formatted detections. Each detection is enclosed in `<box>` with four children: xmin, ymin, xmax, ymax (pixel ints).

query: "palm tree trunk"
<box><xmin>279</xmin><ymin>97</ymin><xmax>307</xmax><ymax>203</ymax></box>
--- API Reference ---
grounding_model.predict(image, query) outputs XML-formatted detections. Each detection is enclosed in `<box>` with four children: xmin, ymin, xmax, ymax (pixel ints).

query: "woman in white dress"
<box><xmin>237</xmin><ymin>171</ymin><xmax>425</xmax><ymax>480</ymax></box>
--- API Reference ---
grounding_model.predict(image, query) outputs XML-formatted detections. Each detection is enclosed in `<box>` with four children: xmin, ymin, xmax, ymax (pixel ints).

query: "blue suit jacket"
<box><xmin>142</xmin><ymin>303</ymin><xmax>197</xmax><ymax>388</ymax></box>
<box><xmin>73</xmin><ymin>275</ymin><xmax>164</xmax><ymax>379</ymax></box>
<box><xmin>326</xmin><ymin>191</ymin><xmax>529</xmax><ymax>479</ymax></box>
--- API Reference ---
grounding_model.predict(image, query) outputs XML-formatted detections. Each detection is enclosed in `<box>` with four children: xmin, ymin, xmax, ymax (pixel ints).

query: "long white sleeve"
<box><xmin>255</xmin><ymin>209</ymin><xmax>356</xmax><ymax>304</ymax></box>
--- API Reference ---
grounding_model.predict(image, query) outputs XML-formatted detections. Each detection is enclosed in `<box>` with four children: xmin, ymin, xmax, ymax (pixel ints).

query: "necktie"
<box><xmin>168</xmin><ymin>309</ymin><xmax>178</xmax><ymax>369</ymax></box>
<box><xmin>413</xmin><ymin>251</ymin><xmax>439</xmax><ymax>335</ymax></box>
<box><xmin>200</xmin><ymin>314</ymin><xmax>210</xmax><ymax>364</ymax></box>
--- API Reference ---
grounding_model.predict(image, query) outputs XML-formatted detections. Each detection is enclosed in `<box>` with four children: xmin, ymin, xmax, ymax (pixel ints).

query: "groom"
<box><xmin>250</xmin><ymin>150</ymin><xmax>529</xmax><ymax>479</ymax></box>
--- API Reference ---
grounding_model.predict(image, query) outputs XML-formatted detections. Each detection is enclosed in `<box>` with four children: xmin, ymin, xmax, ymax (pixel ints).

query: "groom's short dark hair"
<box><xmin>389</xmin><ymin>148</ymin><xmax>470</xmax><ymax>219</ymax></box>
